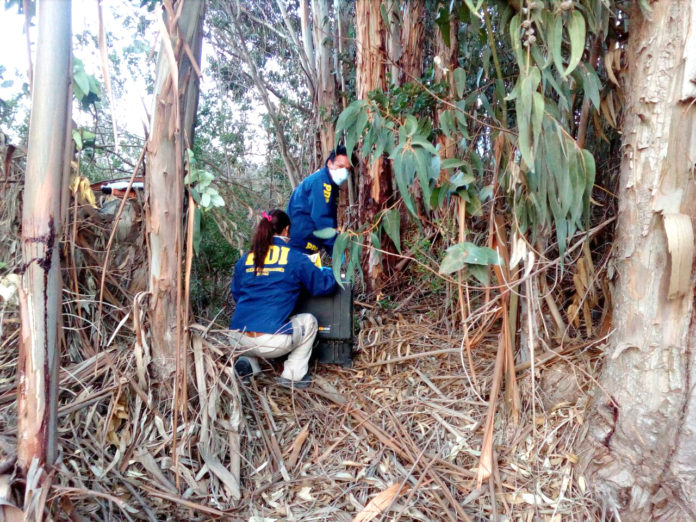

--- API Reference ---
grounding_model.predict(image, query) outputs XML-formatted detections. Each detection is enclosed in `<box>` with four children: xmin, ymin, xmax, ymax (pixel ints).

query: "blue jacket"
<box><xmin>287</xmin><ymin>167</ymin><xmax>338</xmax><ymax>254</ymax></box>
<box><xmin>230</xmin><ymin>237</ymin><xmax>337</xmax><ymax>334</ymax></box>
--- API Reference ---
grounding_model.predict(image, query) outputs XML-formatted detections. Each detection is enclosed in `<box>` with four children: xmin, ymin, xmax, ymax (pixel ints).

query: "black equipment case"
<box><xmin>293</xmin><ymin>279</ymin><xmax>353</xmax><ymax>366</ymax></box>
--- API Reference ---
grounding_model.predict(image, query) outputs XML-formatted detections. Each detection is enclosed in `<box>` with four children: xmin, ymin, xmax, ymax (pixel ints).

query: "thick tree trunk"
<box><xmin>146</xmin><ymin>0</ymin><xmax>205</xmax><ymax>380</ymax></box>
<box><xmin>399</xmin><ymin>0</ymin><xmax>424</xmax><ymax>82</ymax></box>
<box><xmin>18</xmin><ymin>0</ymin><xmax>71</xmax><ymax>475</ymax></box>
<box><xmin>312</xmin><ymin>0</ymin><xmax>336</xmax><ymax>158</ymax></box>
<box><xmin>583</xmin><ymin>3</ymin><xmax>696</xmax><ymax>519</ymax></box>
<box><xmin>355</xmin><ymin>0</ymin><xmax>392</xmax><ymax>284</ymax></box>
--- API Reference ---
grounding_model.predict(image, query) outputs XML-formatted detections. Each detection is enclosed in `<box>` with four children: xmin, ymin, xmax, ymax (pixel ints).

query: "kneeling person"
<box><xmin>229</xmin><ymin>209</ymin><xmax>337</xmax><ymax>388</ymax></box>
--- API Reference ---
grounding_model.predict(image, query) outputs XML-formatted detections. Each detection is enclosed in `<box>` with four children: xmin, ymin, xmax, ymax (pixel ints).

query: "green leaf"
<box><xmin>440</xmin><ymin>110</ymin><xmax>455</xmax><ymax>138</ymax></box>
<box><xmin>414</xmin><ymin>148</ymin><xmax>433</xmax><ymax>212</ymax></box>
<box><xmin>313</xmin><ymin>227</ymin><xmax>337</xmax><ymax>239</ymax></box>
<box><xmin>550</xmin><ymin>15</ymin><xmax>564</xmax><ymax>76</ymax></box>
<box><xmin>581</xmin><ymin>148</ymin><xmax>596</xmax><ymax>222</ymax></box>
<box><xmin>74</xmin><ymin>70</ymin><xmax>90</xmax><ymax>99</ymax></box>
<box><xmin>335</xmin><ymin>100</ymin><xmax>363</xmax><ymax>141</ymax></box>
<box><xmin>509</xmin><ymin>15</ymin><xmax>524</xmax><ymax>70</ymax></box>
<box><xmin>72</xmin><ymin>129</ymin><xmax>82</xmax><ymax>151</ymax></box>
<box><xmin>579</xmin><ymin>64</ymin><xmax>601</xmax><ymax>111</ymax></box>
<box><xmin>453</xmin><ymin>67</ymin><xmax>467</xmax><ymax>98</ymax></box>
<box><xmin>441</xmin><ymin>158</ymin><xmax>466</xmax><ymax>170</ymax></box>
<box><xmin>392</xmin><ymin>149</ymin><xmax>417</xmax><ymax>216</ymax></box>
<box><xmin>210</xmin><ymin>193</ymin><xmax>225</xmax><ymax>207</ymax></box>
<box><xmin>479</xmin><ymin>184</ymin><xmax>494</xmax><ymax>201</ymax></box>
<box><xmin>200</xmin><ymin>192</ymin><xmax>211</xmax><ymax>208</ymax></box>
<box><xmin>403</xmin><ymin>115</ymin><xmax>418</xmax><ymax>137</ymax></box>
<box><xmin>411</xmin><ymin>135</ymin><xmax>438</xmax><ymax>156</ymax></box>
<box><xmin>332</xmin><ymin>232</ymin><xmax>350</xmax><ymax>286</ymax></box>
<box><xmin>532</xmin><ymin>92</ymin><xmax>544</xmax><ymax>148</ymax></box>
<box><xmin>439</xmin><ymin>242</ymin><xmax>502</xmax><ymax>275</ymax></box>
<box><xmin>564</xmin><ymin>11</ymin><xmax>586</xmax><ymax>76</ymax></box>
<box><xmin>370</xmin><ymin>231</ymin><xmax>381</xmax><ymax>254</ymax></box>
<box><xmin>468</xmin><ymin>264</ymin><xmax>490</xmax><ymax>286</ymax></box>
<box><xmin>449</xmin><ymin>170</ymin><xmax>475</xmax><ymax>188</ymax></box>
<box><xmin>382</xmin><ymin>208</ymin><xmax>401</xmax><ymax>253</ymax></box>
<box><xmin>517</xmin><ymin>66</ymin><xmax>540</xmax><ymax>168</ymax></box>
<box><xmin>349</xmin><ymin>239</ymin><xmax>363</xmax><ymax>285</ymax></box>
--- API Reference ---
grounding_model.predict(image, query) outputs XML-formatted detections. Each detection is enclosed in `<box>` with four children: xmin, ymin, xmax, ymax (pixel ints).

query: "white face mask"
<box><xmin>329</xmin><ymin>167</ymin><xmax>349</xmax><ymax>186</ymax></box>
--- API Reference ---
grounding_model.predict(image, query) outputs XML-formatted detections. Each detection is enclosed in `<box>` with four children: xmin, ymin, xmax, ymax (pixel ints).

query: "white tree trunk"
<box><xmin>18</xmin><ymin>0</ymin><xmax>71</xmax><ymax>474</ymax></box>
<box><xmin>584</xmin><ymin>2</ymin><xmax>696</xmax><ymax>519</ymax></box>
<box><xmin>146</xmin><ymin>0</ymin><xmax>205</xmax><ymax>379</ymax></box>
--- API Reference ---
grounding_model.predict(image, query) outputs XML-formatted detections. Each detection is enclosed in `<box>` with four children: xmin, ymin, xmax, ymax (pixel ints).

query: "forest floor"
<box><xmin>0</xmin><ymin>301</ymin><xmax>604</xmax><ymax>521</ymax></box>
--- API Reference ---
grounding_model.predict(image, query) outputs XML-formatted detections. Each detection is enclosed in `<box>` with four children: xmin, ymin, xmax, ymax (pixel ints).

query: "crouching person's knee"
<box><xmin>291</xmin><ymin>313</ymin><xmax>318</xmax><ymax>345</ymax></box>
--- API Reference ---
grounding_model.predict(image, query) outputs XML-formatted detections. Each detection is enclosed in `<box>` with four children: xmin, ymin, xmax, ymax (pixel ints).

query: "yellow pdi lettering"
<box><xmin>245</xmin><ymin>247</ymin><xmax>290</xmax><ymax>266</ymax></box>
<box><xmin>323</xmin><ymin>183</ymin><xmax>331</xmax><ymax>203</ymax></box>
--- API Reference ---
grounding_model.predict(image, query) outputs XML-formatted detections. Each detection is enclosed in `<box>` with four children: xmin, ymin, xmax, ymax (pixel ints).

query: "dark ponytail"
<box><xmin>251</xmin><ymin>209</ymin><xmax>290</xmax><ymax>274</ymax></box>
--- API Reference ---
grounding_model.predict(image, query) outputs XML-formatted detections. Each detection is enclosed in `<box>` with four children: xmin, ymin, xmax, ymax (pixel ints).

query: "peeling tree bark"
<box><xmin>583</xmin><ymin>3</ymin><xmax>696</xmax><ymax>519</ymax></box>
<box><xmin>355</xmin><ymin>0</ymin><xmax>392</xmax><ymax>285</ymax></box>
<box><xmin>146</xmin><ymin>0</ymin><xmax>205</xmax><ymax>380</ymax></box>
<box><xmin>18</xmin><ymin>0</ymin><xmax>71</xmax><ymax>476</ymax></box>
<box><xmin>399</xmin><ymin>0</ymin><xmax>424</xmax><ymax>83</ymax></box>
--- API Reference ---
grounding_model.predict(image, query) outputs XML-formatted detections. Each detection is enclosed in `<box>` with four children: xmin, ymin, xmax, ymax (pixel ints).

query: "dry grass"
<box><xmin>0</xmin><ymin>296</ymin><xmax>605</xmax><ymax>520</ymax></box>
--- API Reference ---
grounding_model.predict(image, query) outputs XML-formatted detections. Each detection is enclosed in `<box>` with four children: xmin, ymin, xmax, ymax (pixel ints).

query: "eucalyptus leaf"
<box><xmin>468</xmin><ymin>264</ymin><xmax>490</xmax><ymax>286</ymax></box>
<box><xmin>72</xmin><ymin>129</ymin><xmax>83</xmax><ymax>151</ymax></box>
<box><xmin>439</xmin><ymin>242</ymin><xmax>502</xmax><ymax>275</ymax></box>
<box><xmin>441</xmin><ymin>158</ymin><xmax>466</xmax><ymax>170</ymax></box>
<box><xmin>404</xmin><ymin>115</ymin><xmax>418</xmax><ymax>137</ymax></box>
<box><xmin>453</xmin><ymin>67</ymin><xmax>467</xmax><ymax>98</ymax></box>
<box><xmin>332</xmin><ymin>232</ymin><xmax>350</xmax><ymax>286</ymax></box>
<box><xmin>449</xmin><ymin>170</ymin><xmax>475</xmax><ymax>188</ymax></box>
<box><xmin>414</xmin><ymin>149</ymin><xmax>433</xmax><ymax>212</ymax></box>
<box><xmin>564</xmin><ymin>11</ymin><xmax>586</xmax><ymax>76</ymax></box>
<box><xmin>335</xmin><ymin>100</ymin><xmax>363</xmax><ymax>140</ymax></box>
<box><xmin>73</xmin><ymin>70</ymin><xmax>90</xmax><ymax>99</ymax></box>
<box><xmin>382</xmin><ymin>208</ymin><xmax>401</xmax><ymax>253</ymax></box>
<box><xmin>393</xmin><ymin>150</ymin><xmax>417</xmax><ymax>216</ymax></box>
<box><xmin>440</xmin><ymin>110</ymin><xmax>455</xmax><ymax>138</ymax></box>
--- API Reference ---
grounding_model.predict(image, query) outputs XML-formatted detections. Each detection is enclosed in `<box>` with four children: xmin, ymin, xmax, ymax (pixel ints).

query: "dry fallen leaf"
<box><xmin>352</xmin><ymin>483</ymin><xmax>406</xmax><ymax>522</ymax></box>
<box><xmin>296</xmin><ymin>486</ymin><xmax>314</xmax><ymax>502</ymax></box>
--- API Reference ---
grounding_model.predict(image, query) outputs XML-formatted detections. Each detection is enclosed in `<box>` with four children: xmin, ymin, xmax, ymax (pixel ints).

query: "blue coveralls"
<box><xmin>286</xmin><ymin>167</ymin><xmax>338</xmax><ymax>254</ymax></box>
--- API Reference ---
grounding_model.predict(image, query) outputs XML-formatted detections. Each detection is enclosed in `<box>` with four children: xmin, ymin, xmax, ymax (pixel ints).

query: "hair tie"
<box><xmin>262</xmin><ymin>211</ymin><xmax>272</xmax><ymax>222</ymax></box>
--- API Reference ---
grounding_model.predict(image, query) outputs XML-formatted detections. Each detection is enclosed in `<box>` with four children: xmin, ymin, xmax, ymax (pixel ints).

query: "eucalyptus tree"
<box><xmin>18</xmin><ymin>0</ymin><xmax>71</xmax><ymax>483</ymax></box>
<box><xmin>146</xmin><ymin>0</ymin><xmax>205</xmax><ymax>379</ymax></box>
<box><xmin>582</xmin><ymin>1</ymin><xmax>696</xmax><ymax>517</ymax></box>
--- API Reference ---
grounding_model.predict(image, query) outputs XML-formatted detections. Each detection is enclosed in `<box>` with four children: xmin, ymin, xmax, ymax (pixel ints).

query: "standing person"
<box><xmin>286</xmin><ymin>146</ymin><xmax>351</xmax><ymax>255</ymax></box>
<box><xmin>229</xmin><ymin>209</ymin><xmax>337</xmax><ymax>388</ymax></box>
